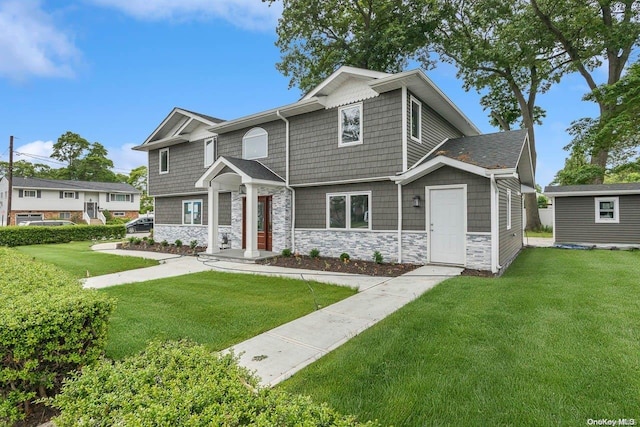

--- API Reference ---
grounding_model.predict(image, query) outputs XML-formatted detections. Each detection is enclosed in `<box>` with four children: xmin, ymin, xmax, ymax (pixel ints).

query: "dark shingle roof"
<box><xmin>223</xmin><ymin>157</ymin><xmax>284</xmax><ymax>182</ymax></box>
<box><xmin>421</xmin><ymin>129</ymin><xmax>528</xmax><ymax>169</ymax></box>
<box><xmin>12</xmin><ymin>177</ymin><xmax>140</xmax><ymax>193</ymax></box>
<box><xmin>179</xmin><ymin>108</ymin><xmax>224</xmax><ymax>124</ymax></box>
<box><xmin>545</xmin><ymin>183</ymin><xmax>640</xmax><ymax>193</ymax></box>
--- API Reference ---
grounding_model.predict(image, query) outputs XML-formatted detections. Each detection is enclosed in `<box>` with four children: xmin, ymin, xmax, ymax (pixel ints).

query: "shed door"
<box><xmin>429</xmin><ymin>188</ymin><xmax>465</xmax><ymax>265</ymax></box>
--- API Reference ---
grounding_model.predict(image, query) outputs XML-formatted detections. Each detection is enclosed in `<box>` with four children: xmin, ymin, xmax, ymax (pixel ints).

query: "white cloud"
<box><xmin>14</xmin><ymin>140</ymin><xmax>57</xmax><ymax>164</ymax></box>
<box><xmin>88</xmin><ymin>0</ymin><xmax>281</xmax><ymax>31</ymax></box>
<box><xmin>0</xmin><ymin>0</ymin><xmax>79</xmax><ymax>80</ymax></box>
<box><xmin>110</xmin><ymin>143</ymin><xmax>147</xmax><ymax>174</ymax></box>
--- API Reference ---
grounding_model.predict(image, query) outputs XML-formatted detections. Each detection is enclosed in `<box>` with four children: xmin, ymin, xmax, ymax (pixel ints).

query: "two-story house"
<box><xmin>134</xmin><ymin>67</ymin><xmax>535</xmax><ymax>273</ymax></box>
<box><xmin>0</xmin><ymin>177</ymin><xmax>141</xmax><ymax>225</ymax></box>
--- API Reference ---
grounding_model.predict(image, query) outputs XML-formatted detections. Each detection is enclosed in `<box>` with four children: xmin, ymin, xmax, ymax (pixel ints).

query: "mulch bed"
<box><xmin>117</xmin><ymin>241</ymin><xmax>206</xmax><ymax>256</ymax></box>
<box><xmin>257</xmin><ymin>255</ymin><xmax>421</xmax><ymax>277</ymax></box>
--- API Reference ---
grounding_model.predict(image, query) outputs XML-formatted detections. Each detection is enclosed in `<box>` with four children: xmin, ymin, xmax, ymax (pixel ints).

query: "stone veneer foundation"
<box><xmin>154</xmin><ymin>225</ymin><xmax>232</xmax><ymax>248</ymax></box>
<box><xmin>465</xmin><ymin>233</ymin><xmax>492</xmax><ymax>271</ymax></box>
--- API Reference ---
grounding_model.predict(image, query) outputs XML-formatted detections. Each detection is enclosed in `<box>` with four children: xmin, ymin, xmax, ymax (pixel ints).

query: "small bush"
<box><xmin>281</xmin><ymin>248</ymin><xmax>292</xmax><ymax>257</ymax></box>
<box><xmin>340</xmin><ymin>252</ymin><xmax>350</xmax><ymax>262</ymax></box>
<box><xmin>174</xmin><ymin>239</ymin><xmax>183</xmax><ymax>247</ymax></box>
<box><xmin>0</xmin><ymin>225</ymin><xmax>125</xmax><ymax>247</ymax></box>
<box><xmin>49</xmin><ymin>341</ymin><xmax>377</xmax><ymax>427</ymax></box>
<box><xmin>0</xmin><ymin>248</ymin><xmax>114</xmax><ymax>424</ymax></box>
<box><xmin>190</xmin><ymin>240</ymin><xmax>198</xmax><ymax>250</ymax></box>
<box><xmin>309</xmin><ymin>248</ymin><xmax>320</xmax><ymax>259</ymax></box>
<box><xmin>372</xmin><ymin>251</ymin><xmax>383</xmax><ymax>264</ymax></box>
<box><xmin>132</xmin><ymin>237</ymin><xmax>142</xmax><ymax>245</ymax></box>
<box><xmin>161</xmin><ymin>240</ymin><xmax>169</xmax><ymax>247</ymax></box>
<box><xmin>128</xmin><ymin>236</ymin><xmax>136</xmax><ymax>244</ymax></box>
<box><xmin>147</xmin><ymin>238</ymin><xmax>155</xmax><ymax>245</ymax></box>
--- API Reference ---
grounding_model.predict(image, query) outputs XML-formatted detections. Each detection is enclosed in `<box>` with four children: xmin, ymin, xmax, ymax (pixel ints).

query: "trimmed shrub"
<box><xmin>189</xmin><ymin>240</ymin><xmax>198</xmax><ymax>250</ymax></box>
<box><xmin>174</xmin><ymin>239</ymin><xmax>183</xmax><ymax>247</ymax></box>
<box><xmin>0</xmin><ymin>248</ymin><xmax>114</xmax><ymax>424</ymax></box>
<box><xmin>160</xmin><ymin>240</ymin><xmax>169</xmax><ymax>247</ymax></box>
<box><xmin>281</xmin><ymin>248</ymin><xmax>292</xmax><ymax>257</ymax></box>
<box><xmin>372</xmin><ymin>251</ymin><xmax>383</xmax><ymax>264</ymax></box>
<box><xmin>49</xmin><ymin>341</ymin><xmax>378</xmax><ymax>427</ymax></box>
<box><xmin>0</xmin><ymin>224</ymin><xmax>125</xmax><ymax>247</ymax></box>
<box><xmin>309</xmin><ymin>248</ymin><xmax>320</xmax><ymax>259</ymax></box>
<box><xmin>340</xmin><ymin>252</ymin><xmax>350</xmax><ymax>262</ymax></box>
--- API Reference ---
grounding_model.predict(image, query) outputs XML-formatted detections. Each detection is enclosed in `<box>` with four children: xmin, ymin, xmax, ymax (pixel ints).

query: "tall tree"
<box><xmin>51</xmin><ymin>131</ymin><xmax>90</xmax><ymax>168</ymax></box>
<box><xmin>0</xmin><ymin>160</ymin><xmax>56</xmax><ymax>178</ymax></box>
<box><xmin>422</xmin><ymin>0</ymin><xmax>563</xmax><ymax>229</ymax></box>
<box><xmin>127</xmin><ymin>165</ymin><xmax>153</xmax><ymax>213</ymax></box>
<box><xmin>529</xmin><ymin>0</ymin><xmax>640</xmax><ymax>183</ymax></box>
<box><xmin>72</xmin><ymin>142</ymin><xmax>117</xmax><ymax>182</ymax></box>
<box><xmin>267</xmin><ymin>0</ymin><xmax>428</xmax><ymax>92</ymax></box>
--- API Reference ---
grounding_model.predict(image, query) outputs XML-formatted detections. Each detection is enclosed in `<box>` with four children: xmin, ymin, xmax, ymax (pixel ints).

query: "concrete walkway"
<box><xmin>523</xmin><ymin>237</ymin><xmax>554</xmax><ymax>247</ymax></box>
<box><xmin>87</xmin><ymin>242</ymin><xmax>462</xmax><ymax>386</ymax></box>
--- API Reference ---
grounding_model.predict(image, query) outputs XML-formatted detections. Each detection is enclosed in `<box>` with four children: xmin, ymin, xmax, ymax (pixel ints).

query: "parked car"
<box><xmin>126</xmin><ymin>217</ymin><xmax>154</xmax><ymax>233</ymax></box>
<box><xmin>19</xmin><ymin>220</ymin><xmax>76</xmax><ymax>226</ymax></box>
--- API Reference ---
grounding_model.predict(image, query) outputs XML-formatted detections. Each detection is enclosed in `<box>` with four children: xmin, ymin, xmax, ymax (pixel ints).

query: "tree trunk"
<box><xmin>524</xmin><ymin>192</ymin><xmax>542</xmax><ymax>231</ymax></box>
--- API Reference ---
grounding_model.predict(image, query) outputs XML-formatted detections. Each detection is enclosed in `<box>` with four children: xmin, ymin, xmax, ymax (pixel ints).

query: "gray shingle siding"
<box><xmin>217</xmin><ymin>120</ymin><xmax>286</xmax><ymax>178</ymax></box>
<box><xmin>154</xmin><ymin>192</ymin><xmax>231</xmax><ymax>225</ymax></box>
<box><xmin>498</xmin><ymin>178</ymin><xmax>522</xmax><ymax>266</ymax></box>
<box><xmin>555</xmin><ymin>195</ymin><xmax>640</xmax><ymax>244</ymax></box>
<box><xmin>294</xmin><ymin>181</ymin><xmax>398</xmax><ymax>230</ymax></box>
<box><xmin>289</xmin><ymin>90</ymin><xmax>403</xmax><ymax>185</ymax></box>
<box><xmin>149</xmin><ymin>140</ymin><xmax>211</xmax><ymax>196</ymax></box>
<box><xmin>406</xmin><ymin>91</ymin><xmax>463</xmax><ymax>168</ymax></box>
<box><xmin>402</xmin><ymin>166</ymin><xmax>490</xmax><ymax>232</ymax></box>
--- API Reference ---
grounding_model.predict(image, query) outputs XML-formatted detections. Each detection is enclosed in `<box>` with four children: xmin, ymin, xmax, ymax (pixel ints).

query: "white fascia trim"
<box><xmin>545</xmin><ymin>190</ymin><xmax>640</xmax><ymax>197</ymax></box>
<box><xmin>303</xmin><ymin>66</ymin><xmax>391</xmax><ymax>99</ymax></box>
<box><xmin>521</xmin><ymin>184</ymin><xmax>536</xmax><ymax>194</ymax></box>
<box><xmin>516</xmin><ymin>132</ymin><xmax>535</xmax><ymax>186</ymax></box>
<box><xmin>395</xmin><ymin>156</ymin><xmax>514</xmax><ymax>184</ymax></box>
<box><xmin>245</xmin><ymin>178</ymin><xmax>286</xmax><ymax>187</ymax></box>
<box><xmin>195</xmin><ymin>157</ymin><xmax>285</xmax><ymax>189</ymax></box>
<box><xmin>291</xmin><ymin>176</ymin><xmax>393</xmax><ymax>188</ymax></box>
<box><xmin>139</xmin><ymin>107</ymin><xmax>220</xmax><ymax>148</ymax></box>
<box><xmin>133</xmin><ymin>135</ymin><xmax>189</xmax><ymax>152</ymax></box>
<box><xmin>174</xmin><ymin>117</ymin><xmax>194</xmax><ymax>136</ymax></box>
<box><xmin>149</xmin><ymin>191</ymin><xmax>208</xmax><ymax>197</ymax></box>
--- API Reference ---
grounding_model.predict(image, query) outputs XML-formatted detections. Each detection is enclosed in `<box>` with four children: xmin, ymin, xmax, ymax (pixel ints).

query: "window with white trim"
<box><xmin>159</xmin><ymin>148</ymin><xmax>169</xmax><ymax>174</ymax></box>
<box><xmin>113</xmin><ymin>212</ymin><xmax>126</xmax><ymax>217</ymax></box>
<box><xmin>183</xmin><ymin>200</ymin><xmax>203</xmax><ymax>225</ymax></box>
<box><xmin>595</xmin><ymin>197</ymin><xmax>619</xmax><ymax>223</ymax></box>
<box><xmin>506</xmin><ymin>189</ymin><xmax>512</xmax><ymax>230</ymax></box>
<box><xmin>63</xmin><ymin>191</ymin><xmax>75</xmax><ymax>199</ymax></box>
<box><xmin>410</xmin><ymin>96</ymin><xmax>422</xmax><ymax>142</ymax></box>
<box><xmin>204</xmin><ymin>137</ymin><xmax>217</xmax><ymax>167</ymax></box>
<box><xmin>338</xmin><ymin>103</ymin><xmax>363</xmax><ymax>146</ymax></box>
<box><xmin>110</xmin><ymin>193</ymin><xmax>131</xmax><ymax>202</ymax></box>
<box><xmin>59</xmin><ymin>212</ymin><xmax>71</xmax><ymax>219</ymax></box>
<box><xmin>242</xmin><ymin>128</ymin><xmax>268</xmax><ymax>160</ymax></box>
<box><xmin>327</xmin><ymin>192</ymin><xmax>371</xmax><ymax>230</ymax></box>
<box><xmin>24</xmin><ymin>190</ymin><xmax>37</xmax><ymax>198</ymax></box>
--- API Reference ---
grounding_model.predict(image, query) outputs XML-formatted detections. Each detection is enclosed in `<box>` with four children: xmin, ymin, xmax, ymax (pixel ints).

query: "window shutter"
<box><xmin>37</xmin><ymin>190</ymin><xmax>41</xmax><ymax>198</ymax></box>
<box><xmin>59</xmin><ymin>191</ymin><xmax>63</xmax><ymax>199</ymax></box>
<box><xmin>131</xmin><ymin>193</ymin><xmax>134</xmax><ymax>203</ymax></box>
<box><xmin>75</xmin><ymin>192</ymin><xmax>79</xmax><ymax>199</ymax></box>
<box><xmin>19</xmin><ymin>190</ymin><xmax>23</xmax><ymax>198</ymax></box>
<box><xmin>106</xmin><ymin>193</ymin><xmax>110</xmax><ymax>202</ymax></box>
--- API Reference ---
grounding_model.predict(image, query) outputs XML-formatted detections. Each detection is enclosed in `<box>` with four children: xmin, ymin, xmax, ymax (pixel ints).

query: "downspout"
<box><xmin>397</xmin><ymin>182</ymin><xmax>403</xmax><ymax>263</ymax></box>
<box><xmin>490</xmin><ymin>174</ymin><xmax>502</xmax><ymax>273</ymax></box>
<box><xmin>276</xmin><ymin>110</ymin><xmax>295</xmax><ymax>252</ymax></box>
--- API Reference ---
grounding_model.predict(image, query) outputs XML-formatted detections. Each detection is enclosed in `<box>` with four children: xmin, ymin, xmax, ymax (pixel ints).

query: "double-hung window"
<box><xmin>23</xmin><ymin>190</ymin><xmax>37</xmax><ymax>198</ymax></box>
<box><xmin>338</xmin><ymin>103</ymin><xmax>363</xmax><ymax>146</ymax></box>
<box><xmin>110</xmin><ymin>193</ymin><xmax>131</xmax><ymax>202</ymax></box>
<box><xmin>327</xmin><ymin>192</ymin><xmax>371</xmax><ymax>230</ymax></box>
<box><xmin>410</xmin><ymin>96</ymin><xmax>422</xmax><ymax>142</ymax></box>
<box><xmin>63</xmin><ymin>191</ymin><xmax>75</xmax><ymax>199</ymax></box>
<box><xmin>159</xmin><ymin>148</ymin><xmax>169</xmax><ymax>174</ymax></box>
<box><xmin>595</xmin><ymin>197</ymin><xmax>619</xmax><ymax>223</ymax></box>
<box><xmin>204</xmin><ymin>137</ymin><xmax>217</xmax><ymax>167</ymax></box>
<box><xmin>183</xmin><ymin>200</ymin><xmax>203</xmax><ymax>225</ymax></box>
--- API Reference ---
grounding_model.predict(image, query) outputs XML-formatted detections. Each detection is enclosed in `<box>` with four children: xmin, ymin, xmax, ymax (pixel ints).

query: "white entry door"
<box><xmin>429</xmin><ymin>187</ymin><xmax>465</xmax><ymax>265</ymax></box>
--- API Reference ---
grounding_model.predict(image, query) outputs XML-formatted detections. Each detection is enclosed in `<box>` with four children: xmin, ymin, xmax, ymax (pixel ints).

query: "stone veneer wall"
<box><xmin>466</xmin><ymin>233</ymin><xmax>492</xmax><ymax>271</ymax></box>
<box><xmin>154</xmin><ymin>225</ymin><xmax>232</xmax><ymax>248</ymax></box>
<box><xmin>294</xmin><ymin>229</ymin><xmax>399</xmax><ymax>262</ymax></box>
<box><xmin>401</xmin><ymin>232</ymin><xmax>427</xmax><ymax>264</ymax></box>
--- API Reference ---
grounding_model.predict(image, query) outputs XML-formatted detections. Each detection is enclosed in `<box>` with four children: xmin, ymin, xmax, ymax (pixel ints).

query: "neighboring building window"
<box><xmin>63</xmin><ymin>191</ymin><xmax>75</xmax><ymax>199</ymax></box>
<box><xmin>595</xmin><ymin>197</ymin><xmax>619</xmax><ymax>223</ymax></box>
<box><xmin>410</xmin><ymin>96</ymin><xmax>422</xmax><ymax>142</ymax></box>
<box><xmin>24</xmin><ymin>190</ymin><xmax>37</xmax><ymax>198</ymax></box>
<box><xmin>204</xmin><ymin>137</ymin><xmax>217</xmax><ymax>167</ymax></box>
<box><xmin>183</xmin><ymin>200</ymin><xmax>203</xmax><ymax>225</ymax></box>
<box><xmin>110</xmin><ymin>193</ymin><xmax>132</xmax><ymax>202</ymax></box>
<box><xmin>159</xmin><ymin>148</ymin><xmax>169</xmax><ymax>174</ymax></box>
<box><xmin>113</xmin><ymin>212</ymin><xmax>125</xmax><ymax>217</ymax></box>
<box><xmin>59</xmin><ymin>212</ymin><xmax>71</xmax><ymax>219</ymax></box>
<box><xmin>506</xmin><ymin>189</ymin><xmax>512</xmax><ymax>230</ymax></box>
<box><xmin>338</xmin><ymin>103</ymin><xmax>363</xmax><ymax>146</ymax></box>
<box><xmin>242</xmin><ymin>128</ymin><xmax>268</xmax><ymax>160</ymax></box>
<box><xmin>327</xmin><ymin>192</ymin><xmax>371</xmax><ymax>230</ymax></box>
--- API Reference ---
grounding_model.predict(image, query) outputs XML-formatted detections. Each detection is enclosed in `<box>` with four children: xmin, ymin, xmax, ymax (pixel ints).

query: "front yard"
<box><xmin>281</xmin><ymin>248</ymin><xmax>640</xmax><ymax>425</ymax></box>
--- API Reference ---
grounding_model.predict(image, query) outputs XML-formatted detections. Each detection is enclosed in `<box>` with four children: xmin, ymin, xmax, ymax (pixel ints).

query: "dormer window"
<box><xmin>243</xmin><ymin>128</ymin><xmax>268</xmax><ymax>160</ymax></box>
<box><xmin>338</xmin><ymin>103</ymin><xmax>363</xmax><ymax>146</ymax></box>
<box><xmin>159</xmin><ymin>148</ymin><xmax>169</xmax><ymax>174</ymax></box>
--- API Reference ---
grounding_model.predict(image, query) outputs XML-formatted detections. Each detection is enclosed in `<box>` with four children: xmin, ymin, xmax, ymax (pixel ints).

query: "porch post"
<box><xmin>206</xmin><ymin>182</ymin><xmax>220</xmax><ymax>254</ymax></box>
<box><xmin>244</xmin><ymin>183</ymin><xmax>260</xmax><ymax>258</ymax></box>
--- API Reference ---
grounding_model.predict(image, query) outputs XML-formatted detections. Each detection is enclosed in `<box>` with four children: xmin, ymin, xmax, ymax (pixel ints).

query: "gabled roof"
<box><xmin>11</xmin><ymin>177</ymin><xmax>140</xmax><ymax>193</ymax></box>
<box><xmin>195</xmin><ymin>156</ymin><xmax>284</xmax><ymax>189</ymax></box>
<box><xmin>133</xmin><ymin>107</ymin><xmax>224</xmax><ymax>152</ymax></box>
<box><xmin>223</xmin><ymin>157</ymin><xmax>284</xmax><ymax>182</ymax></box>
<box><xmin>545</xmin><ymin>182</ymin><xmax>640</xmax><ymax>197</ymax></box>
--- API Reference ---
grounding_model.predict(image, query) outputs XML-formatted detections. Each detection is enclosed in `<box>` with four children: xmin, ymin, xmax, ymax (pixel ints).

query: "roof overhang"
<box><xmin>393</xmin><ymin>155</ymin><xmax>516</xmax><ymax>185</ymax></box>
<box><xmin>545</xmin><ymin>189</ymin><xmax>640</xmax><ymax>197</ymax></box>
<box><xmin>132</xmin><ymin>135</ymin><xmax>188</xmax><ymax>152</ymax></box>
<box><xmin>208</xmin><ymin>97</ymin><xmax>327</xmax><ymax>134</ymax></box>
<box><xmin>195</xmin><ymin>157</ymin><xmax>285</xmax><ymax>189</ymax></box>
<box><xmin>369</xmin><ymin>70</ymin><xmax>481</xmax><ymax>137</ymax></box>
<box><xmin>302</xmin><ymin>66</ymin><xmax>391</xmax><ymax>99</ymax></box>
<box><xmin>515</xmin><ymin>133</ymin><xmax>535</xmax><ymax>188</ymax></box>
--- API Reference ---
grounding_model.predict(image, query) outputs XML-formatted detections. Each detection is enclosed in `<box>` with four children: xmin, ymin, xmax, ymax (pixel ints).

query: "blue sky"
<box><xmin>0</xmin><ymin>0</ymin><xmax>608</xmax><ymax>186</ymax></box>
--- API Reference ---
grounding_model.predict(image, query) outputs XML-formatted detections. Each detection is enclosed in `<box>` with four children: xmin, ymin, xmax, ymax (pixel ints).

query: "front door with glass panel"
<box><xmin>242</xmin><ymin>195</ymin><xmax>272</xmax><ymax>251</ymax></box>
<box><xmin>85</xmin><ymin>202</ymin><xmax>97</xmax><ymax>219</ymax></box>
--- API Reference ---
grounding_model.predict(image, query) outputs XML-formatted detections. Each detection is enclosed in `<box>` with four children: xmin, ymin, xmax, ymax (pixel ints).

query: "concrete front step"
<box><xmin>197</xmin><ymin>249</ymin><xmax>278</xmax><ymax>264</ymax></box>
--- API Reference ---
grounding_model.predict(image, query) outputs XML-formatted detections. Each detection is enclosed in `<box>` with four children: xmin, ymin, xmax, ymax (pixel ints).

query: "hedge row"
<box><xmin>0</xmin><ymin>248</ymin><xmax>114</xmax><ymax>424</ymax></box>
<box><xmin>0</xmin><ymin>224</ymin><xmax>125</xmax><ymax>247</ymax></box>
<box><xmin>50</xmin><ymin>341</ymin><xmax>378</xmax><ymax>426</ymax></box>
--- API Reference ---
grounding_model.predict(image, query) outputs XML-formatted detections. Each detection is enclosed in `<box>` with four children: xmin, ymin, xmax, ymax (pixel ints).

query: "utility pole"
<box><xmin>6</xmin><ymin>135</ymin><xmax>13</xmax><ymax>226</ymax></box>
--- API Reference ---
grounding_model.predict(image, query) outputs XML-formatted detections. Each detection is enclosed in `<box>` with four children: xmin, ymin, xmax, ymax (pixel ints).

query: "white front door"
<box><xmin>429</xmin><ymin>187</ymin><xmax>465</xmax><ymax>265</ymax></box>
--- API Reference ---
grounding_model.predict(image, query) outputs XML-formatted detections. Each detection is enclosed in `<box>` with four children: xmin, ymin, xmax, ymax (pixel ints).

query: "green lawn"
<box><xmin>102</xmin><ymin>271</ymin><xmax>357</xmax><ymax>359</ymax></box>
<box><xmin>281</xmin><ymin>248</ymin><xmax>640</xmax><ymax>426</ymax></box>
<box><xmin>524</xmin><ymin>230</ymin><xmax>553</xmax><ymax>238</ymax></box>
<box><xmin>15</xmin><ymin>241</ymin><xmax>157</xmax><ymax>279</ymax></box>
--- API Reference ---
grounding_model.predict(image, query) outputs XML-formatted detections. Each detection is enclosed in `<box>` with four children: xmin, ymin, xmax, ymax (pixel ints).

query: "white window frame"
<box><xmin>24</xmin><ymin>190</ymin><xmax>37</xmax><ymax>198</ymax></box>
<box><xmin>159</xmin><ymin>148</ymin><xmax>169</xmax><ymax>174</ymax></box>
<box><xmin>242</xmin><ymin>128</ymin><xmax>268</xmax><ymax>160</ymax></box>
<box><xmin>204</xmin><ymin>137</ymin><xmax>217</xmax><ymax>167</ymax></box>
<box><xmin>110</xmin><ymin>193</ymin><xmax>131</xmax><ymax>202</ymax></box>
<box><xmin>595</xmin><ymin>197</ymin><xmax>619</xmax><ymax>223</ymax></box>
<box><xmin>410</xmin><ymin>96</ymin><xmax>422</xmax><ymax>142</ymax></box>
<box><xmin>63</xmin><ymin>191</ymin><xmax>75</xmax><ymax>199</ymax></box>
<box><xmin>113</xmin><ymin>212</ymin><xmax>126</xmax><ymax>217</ymax></box>
<box><xmin>506</xmin><ymin>189</ymin><xmax>512</xmax><ymax>230</ymax></box>
<box><xmin>326</xmin><ymin>191</ymin><xmax>372</xmax><ymax>231</ymax></box>
<box><xmin>182</xmin><ymin>199</ymin><xmax>203</xmax><ymax>225</ymax></box>
<box><xmin>338</xmin><ymin>103</ymin><xmax>363</xmax><ymax>147</ymax></box>
<box><xmin>59</xmin><ymin>212</ymin><xmax>71</xmax><ymax>219</ymax></box>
